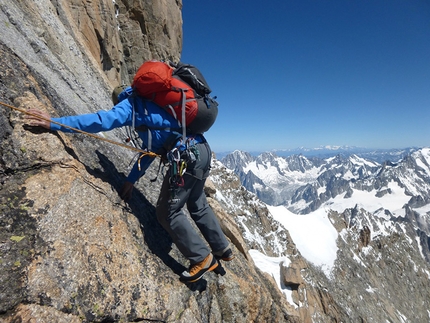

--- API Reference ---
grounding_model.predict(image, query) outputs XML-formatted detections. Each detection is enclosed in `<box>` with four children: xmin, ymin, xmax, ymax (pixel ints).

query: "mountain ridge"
<box><xmin>216</xmin><ymin>146</ymin><xmax>418</xmax><ymax>163</ymax></box>
<box><xmin>221</xmin><ymin>147</ymin><xmax>429</xmax><ymax>211</ymax></box>
<box><xmin>213</xmin><ymin>152</ymin><xmax>430</xmax><ymax>322</ymax></box>
<box><xmin>221</xmin><ymin>148</ymin><xmax>430</xmax><ymax>261</ymax></box>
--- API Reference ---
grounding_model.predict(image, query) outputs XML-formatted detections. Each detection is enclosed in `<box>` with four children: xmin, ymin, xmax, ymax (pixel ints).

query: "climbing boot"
<box><xmin>214</xmin><ymin>247</ymin><xmax>234</xmax><ymax>262</ymax></box>
<box><xmin>180</xmin><ymin>253</ymin><xmax>218</xmax><ymax>283</ymax></box>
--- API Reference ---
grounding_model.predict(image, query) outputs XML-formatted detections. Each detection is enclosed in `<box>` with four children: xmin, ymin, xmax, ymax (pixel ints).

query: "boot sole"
<box><xmin>213</xmin><ymin>260</ymin><xmax>226</xmax><ymax>276</ymax></box>
<box><xmin>215</xmin><ymin>254</ymin><xmax>235</xmax><ymax>262</ymax></box>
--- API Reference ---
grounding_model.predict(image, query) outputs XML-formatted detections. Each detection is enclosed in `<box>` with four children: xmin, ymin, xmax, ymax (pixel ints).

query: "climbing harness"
<box><xmin>165</xmin><ymin>137</ymin><xmax>201</xmax><ymax>202</ymax></box>
<box><xmin>167</xmin><ymin>148</ymin><xmax>186</xmax><ymax>187</ymax></box>
<box><xmin>0</xmin><ymin>100</ymin><xmax>160</xmax><ymax>168</ymax></box>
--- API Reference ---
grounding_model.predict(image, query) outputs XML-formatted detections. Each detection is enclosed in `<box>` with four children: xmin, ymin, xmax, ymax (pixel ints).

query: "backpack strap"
<box><xmin>180</xmin><ymin>88</ymin><xmax>187</xmax><ymax>142</ymax></box>
<box><xmin>131</xmin><ymin>97</ymin><xmax>153</xmax><ymax>151</ymax></box>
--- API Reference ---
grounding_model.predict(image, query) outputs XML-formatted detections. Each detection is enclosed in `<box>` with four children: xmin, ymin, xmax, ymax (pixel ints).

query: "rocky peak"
<box><xmin>221</xmin><ymin>150</ymin><xmax>254</xmax><ymax>171</ymax></box>
<box><xmin>283</xmin><ymin>154</ymin><xmax>316</xmax><ymax>173</ymax></box>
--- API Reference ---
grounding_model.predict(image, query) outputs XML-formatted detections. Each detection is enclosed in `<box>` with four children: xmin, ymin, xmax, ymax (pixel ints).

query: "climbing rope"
<box><xmin>0</xmin><ymin>100</ymin><xmax>160</xmax><ymax>158</ymax></box>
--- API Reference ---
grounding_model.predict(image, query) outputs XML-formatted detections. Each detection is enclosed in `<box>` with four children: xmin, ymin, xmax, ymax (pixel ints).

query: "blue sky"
<box><xmin>180</xmin><ymin>1</ymin><xmax>430</xmax><ymax>153</ymax></box>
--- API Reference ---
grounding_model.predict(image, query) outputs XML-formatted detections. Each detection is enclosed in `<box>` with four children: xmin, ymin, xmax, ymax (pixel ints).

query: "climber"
<box><xmin>25</xmin><ymin>86</ymin><xmax>234</xmax><ymax>283</ymax></box>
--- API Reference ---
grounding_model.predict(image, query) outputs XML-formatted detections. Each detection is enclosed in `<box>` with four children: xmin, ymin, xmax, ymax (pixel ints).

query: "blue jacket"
<box><xmin>50</xmin><ymin>95</ymin><xmax>186</xmax><ymax>183</ymax></box>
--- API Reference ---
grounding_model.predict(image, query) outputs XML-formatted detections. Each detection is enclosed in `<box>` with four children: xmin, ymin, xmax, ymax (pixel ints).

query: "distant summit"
<box><xmin>273</xmin><ymin>146</ymin><xmax>419</xmax><ymax>162</ymax></box>
<box><xmin>217</xmin><ymin>146</ymin><xmax>418</xmax><ymax>163</ymax></box>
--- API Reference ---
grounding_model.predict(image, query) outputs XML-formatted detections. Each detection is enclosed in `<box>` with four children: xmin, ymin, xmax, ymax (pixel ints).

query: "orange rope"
<box><xmin>0</xmin><ymin>100</ymin><xmax>159</xmax><ymax>158</ymax></box>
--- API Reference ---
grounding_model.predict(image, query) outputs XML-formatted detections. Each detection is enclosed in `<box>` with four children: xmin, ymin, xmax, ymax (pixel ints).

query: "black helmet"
<box><xmin>111</xmin><ymin>85</ymin><xmax>128</xmax><ymax>105</ymax></box>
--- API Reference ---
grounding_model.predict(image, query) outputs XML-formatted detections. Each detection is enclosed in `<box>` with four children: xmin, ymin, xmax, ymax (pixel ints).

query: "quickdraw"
<box><xmin>166</xmin><ymin>137</ymin><xmax>201</xmax><ymax>201</ymax></box>
<box><xmin>181</xmin><ymin>137</ymin><xmax>200</xmax><ymax>162</ymax></box>
<box><xmin>167</xmin><ymin>148</ymin><xmax>186</xmax><ymax>188</ymax></box>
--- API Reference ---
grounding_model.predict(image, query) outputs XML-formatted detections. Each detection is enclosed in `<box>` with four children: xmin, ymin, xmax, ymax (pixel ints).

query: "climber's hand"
<box><xmin>25</xmin><ymin>109</ymin><xmax>51</xmax><ymax>129</ymax></box>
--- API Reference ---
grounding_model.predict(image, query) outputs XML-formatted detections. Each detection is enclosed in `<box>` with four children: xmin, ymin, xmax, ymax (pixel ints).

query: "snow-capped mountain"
<box><xmin>221</xmin><ymin>148</ymin><xmax>430</xmax><ymax>261</ymax></box>
<box><xmin>221</xmin><ymin>148</ymin><xmax>430</xmax><ymax>215</ymax></box>
<box><xmin>217</xmin><ymin>146</ymin><xmax>417</xmax><ymax>163</ymax></box>
<box><xmin>222</xmin><ymin>151</ymin><xmax>322</xmax><ymax>206</ymax></box>
<box><xmin>273</xmin><ymin>146</ymin><xmax>417</xmax><ymax>163</ymax></box>
<box><xmin>211</xmin><ymin>148</ymin><xmax>430</xmax><ymax>321</ymax></box>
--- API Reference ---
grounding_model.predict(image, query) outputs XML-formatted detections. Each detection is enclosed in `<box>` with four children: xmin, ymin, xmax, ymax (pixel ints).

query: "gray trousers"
<box><xmin>156</xmin><ymin>142</ymin><xmax>229</xmax><ymax>264</ymax></box>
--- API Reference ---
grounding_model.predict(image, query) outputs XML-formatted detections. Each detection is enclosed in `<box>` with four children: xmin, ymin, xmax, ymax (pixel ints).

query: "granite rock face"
<box><xmin>0</xmin><ymin>1</ymin><xmax>296</xmax><ymax>322</ymax></box>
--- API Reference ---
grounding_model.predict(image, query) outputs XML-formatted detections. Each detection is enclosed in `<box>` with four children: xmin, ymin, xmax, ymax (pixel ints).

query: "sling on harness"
<box><xmin>165</xmin><ymin>137</ymin><xmax>201</xmax><ymax>202</ymax></box>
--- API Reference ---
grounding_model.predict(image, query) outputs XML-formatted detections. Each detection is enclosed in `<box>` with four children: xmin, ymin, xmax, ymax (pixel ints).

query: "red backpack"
<box><xmin>131</xmin><ymin>61</ymin><xmax>218</xmax><ymax>139</ymax></box>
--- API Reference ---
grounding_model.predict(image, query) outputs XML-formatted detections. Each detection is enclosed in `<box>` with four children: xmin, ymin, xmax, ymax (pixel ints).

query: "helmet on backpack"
<box><xmin>112</xmin><ymin>85</ymin><xmax>128</xmax><ymax>105</ymax></box>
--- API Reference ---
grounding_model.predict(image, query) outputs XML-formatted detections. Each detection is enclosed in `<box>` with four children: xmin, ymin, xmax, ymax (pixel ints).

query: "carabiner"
<box><xmin>179</xmin><ymin>160</ymin><xmax>187</xmax><ymax>176</ymax></box>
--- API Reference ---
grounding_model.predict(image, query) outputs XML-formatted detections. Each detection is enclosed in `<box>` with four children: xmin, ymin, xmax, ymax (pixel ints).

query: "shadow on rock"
<box><xmin>87</xmin><ymin>150</ymin><xmax>187</xmax><ymax>277</ymax></box>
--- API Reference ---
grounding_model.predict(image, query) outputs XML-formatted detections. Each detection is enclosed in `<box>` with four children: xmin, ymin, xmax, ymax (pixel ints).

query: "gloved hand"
<box><xmin>119</xmin><ymin>181</ymin><xmax>134</xmax><ymax>201</ymax></box>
